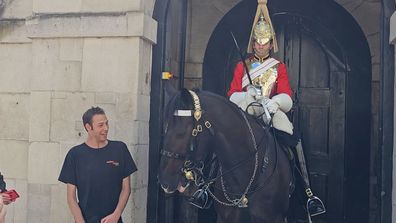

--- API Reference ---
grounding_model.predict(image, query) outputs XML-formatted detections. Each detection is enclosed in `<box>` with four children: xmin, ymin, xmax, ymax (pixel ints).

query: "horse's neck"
<box><xmin>201</xmin><ymin>93</ymin><xmax>263</xmax><ymax>166</ymax></box>
<box><xmin>210</xmin><ymin>110</ymin><xmax>264</xmax><ymax>177</ymax></box>
<box><xmin>211</xmin><ymin>124</ymin><xmax>264</xmax><ymax>191</ymax></box>
<box><xmin>214</xmin><ymin>124</ymin><xmax>263</xmax><ymax>162</ymax></box>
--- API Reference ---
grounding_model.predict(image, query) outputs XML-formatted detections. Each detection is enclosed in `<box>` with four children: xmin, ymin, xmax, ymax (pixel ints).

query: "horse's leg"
<box><xmin>250</xmin><ymin>214</ymin><xmax>286</xmax><ymax>223</ymax></box>
<box><xmin>215</xmin><ymin>205</ymin><xmax>242</xmax><ymax>223</ymax></box>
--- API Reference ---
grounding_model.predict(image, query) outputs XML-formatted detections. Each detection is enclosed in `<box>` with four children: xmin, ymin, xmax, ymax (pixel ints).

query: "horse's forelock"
<box><xmin>180</xmin><ymin>88</ymin><xmax>194</xmax><ymax>108</ymax></box>
<box><xmin>164</xmin><ymin>89</ymin><xmax>194</xmax><ymax>122</ymax></box>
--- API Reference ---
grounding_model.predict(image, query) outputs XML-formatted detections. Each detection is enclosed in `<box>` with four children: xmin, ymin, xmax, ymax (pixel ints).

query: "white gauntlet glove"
<box><xmin>263</xmin><ymin>98</ymin><xmax>279</xmax><ymax>114</ymax></box>
<box><xmin>246</xmin><ymin>85</ymin><xmax>258</xmax><ymax>98</ymax></box>
<box><xmin>229</xmin><ymin>85</ymin><xmax>263</xmax><ymax>116</ymax></box>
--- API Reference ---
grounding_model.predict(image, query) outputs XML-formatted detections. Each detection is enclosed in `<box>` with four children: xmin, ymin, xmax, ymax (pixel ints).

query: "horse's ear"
<box><xmin>162</xmin><ymin>79</ymin><xmax>178</xmax><ymax>110</ymax></box>
<box><xmin>180</xmin><ymin>88</ymin><xmax>191</xmax><ymax>105</ymax></box>
<box><xmin>163</xmin><ymin>79</ymin><xmax>178</xmax><ymax>99</ymax></box>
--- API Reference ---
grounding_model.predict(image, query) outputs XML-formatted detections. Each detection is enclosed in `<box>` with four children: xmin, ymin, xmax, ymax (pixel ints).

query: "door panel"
<box><xmin>300</xmin><ymin>35</ymin><xmax>330</xmax><ymax>88</ymax></box>
<box><xmin>274</xmin><ymin>15</ymin><xmax>346</xmax><ymax>223</ymax></box>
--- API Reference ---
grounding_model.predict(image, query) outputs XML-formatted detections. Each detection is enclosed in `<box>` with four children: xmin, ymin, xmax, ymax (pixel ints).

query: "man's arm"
<box><xmin>0</xmin><ymin>193</ymin><xmax>11</xmax><ymax>205</ymax></box>
<box><xmin>101</xmin><ymin>176</ymin><xmax>131</xmax><ymax>223</ymax></box>
<box><xmin>0</xmin><ymin>195</ymin><xmax>5</xmax><ymax>223</ymax></box>
<box><xmin>66</xmin><ymin>184</ymin><xmax>85</xmax><ymax>223</ymax></box>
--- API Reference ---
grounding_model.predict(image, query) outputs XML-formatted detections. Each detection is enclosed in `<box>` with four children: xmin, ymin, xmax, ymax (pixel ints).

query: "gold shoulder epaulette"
<box><xmin>245</xmin><ymin>55</ymin><xmax>256</xmax><ymax>69</ymax></box>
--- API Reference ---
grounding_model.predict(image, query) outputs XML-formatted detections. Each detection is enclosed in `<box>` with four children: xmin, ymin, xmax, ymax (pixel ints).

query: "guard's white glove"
<box><xmin>246</xmin><ymin>85</ymin><xmax>258</xmax><ymax>98</ymax></box>
<box><xmin>263</xmin><ymin>98</ymin><xmax>279</xmax><ymax>114</ymax></box>
<box><xmin>272</xmin><ymin>93</ymin><xmax>293</xmax><ymax>113</ymax></box>
<box><xmin>229</xmin><ymin>91</ymin><xmax>256</xmax><ymax>114</ymax></box>
<box><xmin>230</xmin><ymin>86</ymin><xmax>263</xmax><ymax>116</ymax></box>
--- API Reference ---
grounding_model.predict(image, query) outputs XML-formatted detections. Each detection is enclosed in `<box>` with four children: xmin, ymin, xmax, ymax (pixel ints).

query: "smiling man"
<box><xmin>59</xmin><ymin>107</ymin><xmax>137</xmax><ymax>223</ymax></box>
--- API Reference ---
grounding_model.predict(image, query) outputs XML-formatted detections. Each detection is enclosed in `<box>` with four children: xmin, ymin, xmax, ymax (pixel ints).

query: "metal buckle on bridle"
<box><xmin>173</xmin><ymin>90</ymin><xmax>212</xmax><ymax>137</ymax></box>
<box><xmin>182</xmin><ymin>160</ymin><xmax>205</xmax><ymax>186</ymax></box>
<box><xmin>189</xmin><ymin>90</ymin><xmax>204</xmax><ymax>136</ymax></box>
<box><xmin>182</xmin><ymin>160</ymin><xmax>195</xmax><ymax>180</ymax></box>
<box><xmin>237</xmin><ymin>195</ymin><xmax>249</xmax><ymax>208</ymax></box>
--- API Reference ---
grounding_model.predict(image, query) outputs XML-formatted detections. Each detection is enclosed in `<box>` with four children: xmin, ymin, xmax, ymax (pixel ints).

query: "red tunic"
<box><xmin>227</xmin><ymin>60</ymin><xmax>293</xmax><ymax>98</ymax></box>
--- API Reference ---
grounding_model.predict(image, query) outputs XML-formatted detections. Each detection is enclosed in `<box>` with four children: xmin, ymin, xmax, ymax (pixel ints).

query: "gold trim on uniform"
<box><xmin>254</xmin><ymin>54</ymin><xmax>270</xmax><ymax>63</ymax></box>
<box><xmin>252</xmin><ymin>67</ymin><xmax>278</xmax><ymax>97</ymax></box>
<box><xmin>244</xmin><ymin>55</ymin><xmax>279</xmax><ymax>97</ymax></box>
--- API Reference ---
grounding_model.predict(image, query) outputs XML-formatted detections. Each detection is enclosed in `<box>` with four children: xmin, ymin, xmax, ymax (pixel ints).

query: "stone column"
<box><xmin>23</xmin><ymin>1</ymin><xmax>156</xmax><ymax>222</ymax></box>
<box><xmin>391</xmin><ymin>8</ymin><xmax>396</xmax><ymax>222</ymax></box>
<box><xmin>0</xmin><ymin>0</ymin><xmax>33</xmax><ymax>222</ymax></box>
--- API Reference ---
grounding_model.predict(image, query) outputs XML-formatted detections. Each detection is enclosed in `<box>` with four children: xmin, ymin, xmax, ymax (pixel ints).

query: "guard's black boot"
<box><xmin>307</xmin><ymin>196</ymin><xmax>326</xmax><ymax>217</ymax></box>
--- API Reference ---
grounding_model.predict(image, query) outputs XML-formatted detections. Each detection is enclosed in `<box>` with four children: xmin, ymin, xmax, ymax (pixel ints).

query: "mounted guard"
<box><xmin>227</xmin><ymin>0</ymin><xmax>325</xmax><ymax>219</ymax></box>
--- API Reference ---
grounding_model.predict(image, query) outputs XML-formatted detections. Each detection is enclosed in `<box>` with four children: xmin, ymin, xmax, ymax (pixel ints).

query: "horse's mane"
<box><xmin>165</xmin><ymin>88</ymin><xmax>254</xmax><ymax>125</ymax></box>
<box><xmin>198</xmin><ymin>90</ymin><xmax>248</xmax><ymax>120</ymax></box>
<box><xmin>164</xmin><ymin>88</ymin><xmax>194</xmax><ymax>122</ymax></box>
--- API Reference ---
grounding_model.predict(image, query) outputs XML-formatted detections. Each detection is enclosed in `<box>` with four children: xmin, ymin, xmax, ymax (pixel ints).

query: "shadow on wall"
<box><xmin>0</xmin><ymin>0</ymin><xmax>4</xmax><ymax>17</ymax></box>
<box><xmin>0</xmin><ymin>0</ymin><xmax>16</xmax><ymax>18</ymax></box>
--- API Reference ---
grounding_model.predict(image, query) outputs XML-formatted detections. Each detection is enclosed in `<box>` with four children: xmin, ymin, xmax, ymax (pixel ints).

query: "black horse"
<box><xmin>158</xmin><ymin>88</ymin><xmax>292</xmax><ymax>223</ymax></box>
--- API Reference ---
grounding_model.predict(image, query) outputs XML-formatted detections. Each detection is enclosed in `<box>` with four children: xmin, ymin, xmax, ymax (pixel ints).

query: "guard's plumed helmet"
<box><xmin>253</xmin><ymin>14</ymin><xmax>273</xmax><ymax>45</ymax></box>
<box><xmin>247</xmin><ymin>0</ymin><xmax>278</xmax><ymax>53</ymax></box>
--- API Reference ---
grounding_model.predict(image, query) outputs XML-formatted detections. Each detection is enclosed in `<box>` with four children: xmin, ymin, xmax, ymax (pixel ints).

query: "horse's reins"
<box><xmin>223</xmin><ymin>126</ymin><xmax>280</xmax><ymax>196</ymax></box>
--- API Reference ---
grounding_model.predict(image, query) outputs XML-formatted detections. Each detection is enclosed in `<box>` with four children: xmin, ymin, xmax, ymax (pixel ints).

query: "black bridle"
<box><xmin>160</xmin><ymin>149</ymin><xmax>187</xmax><ymax>160</ymax></box>
<box><xmin>160</xmin><ymin>90</ymin><xmax>214</xmax><ymax>186</ymax></box>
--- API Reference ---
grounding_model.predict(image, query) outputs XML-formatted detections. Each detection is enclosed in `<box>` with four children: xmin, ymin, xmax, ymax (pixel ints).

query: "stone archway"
<box><xmin>202</xmin><ymin>0</ymin><xmax>371</xmax><ymax>222</ymax></box>
<box><xmin>150</xmin><ymin>0</ymin><xmax>394</xmax><ymax>222</ymax></box>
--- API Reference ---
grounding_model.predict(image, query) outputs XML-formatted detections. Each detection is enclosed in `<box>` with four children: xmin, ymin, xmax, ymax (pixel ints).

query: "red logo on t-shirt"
<box><xmin>106</xmin><ymin>160</ymin><xmax>119</xmax><ymax>166</ymax></box>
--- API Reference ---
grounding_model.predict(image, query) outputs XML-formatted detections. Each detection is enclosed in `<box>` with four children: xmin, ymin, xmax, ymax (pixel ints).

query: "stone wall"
<box><xmin>184</xmin><ymin>0</ymin><xmax>240</xmax><ymax>89</ymax></box>
<box><xmin>0</xmin><ymin>0</ymin><xmax>156</xmax><ymax>222</ymax></box>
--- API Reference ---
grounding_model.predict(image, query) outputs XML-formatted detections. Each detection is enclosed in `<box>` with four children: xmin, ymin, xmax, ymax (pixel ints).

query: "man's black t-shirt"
<box><xmin>58</xmin><ymin>140</ymin><xmax>137</xmax><ymax>223</ymax></box>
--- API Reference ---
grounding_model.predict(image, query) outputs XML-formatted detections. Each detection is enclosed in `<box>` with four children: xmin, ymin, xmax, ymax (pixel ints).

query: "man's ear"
<box><xmin>84</xmin><ymin>123</ymin><xmax>92</xmax><ymax>132</ymax></box>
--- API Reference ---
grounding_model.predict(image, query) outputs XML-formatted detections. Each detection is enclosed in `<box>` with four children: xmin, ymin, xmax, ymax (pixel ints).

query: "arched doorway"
<box><xmin>203</xmin><ymin>0</ymin><xmax>371</xmax><ymax>222</ymax></box>
<box><xmin>149</xmin><ymin>0</ymin><xmax>192</xmax><ymax>222</ymax></box>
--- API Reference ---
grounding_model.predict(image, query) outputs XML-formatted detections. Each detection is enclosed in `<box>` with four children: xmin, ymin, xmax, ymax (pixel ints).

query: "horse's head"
<box><xmin>158</xmin><ymin>89</ymin><xmax>213</xmax><ymax>194</ymax></box>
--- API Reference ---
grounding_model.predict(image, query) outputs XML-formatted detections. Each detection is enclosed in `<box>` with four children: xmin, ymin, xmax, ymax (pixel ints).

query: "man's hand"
<box><xmin>1</xmin><ymin>193</ymin><xmax>11</xmax><ymax>205</ymax></box>
<box><xmin>263</xmin><ymin>98</ymin><xmax>279</xmax><ymax>114</ymax></box>
<box><xmin>246</xmin><ymin>85</ymin><xmax>259</xmax><ymax>98</ymax></box>
<box><xmin>0</xmin><ymin>195</ymin><xmax>5</xmax><ymax>223</ymax></box>
<box><xmin>101</xmin><ymin>212</ymin><xmax>121</xmax><ymax>223</ymax></box>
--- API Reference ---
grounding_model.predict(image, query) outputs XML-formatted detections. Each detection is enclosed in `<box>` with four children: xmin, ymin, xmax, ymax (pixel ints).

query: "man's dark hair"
<box><xmin>0</xmin><ymin>172</ymin><xmax>6</xmax><ymax>192</ymax></box>
<box><xmin>82</xmin><ymin>106</ymin><xmax>106</xmax><ymax>129</ymax></box>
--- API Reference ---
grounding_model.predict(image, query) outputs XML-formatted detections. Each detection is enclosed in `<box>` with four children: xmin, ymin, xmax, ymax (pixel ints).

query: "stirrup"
<box><xmin>306</xmin><ymin>196</ymin><xmax>326</xmax><ymax>217</ymax></box>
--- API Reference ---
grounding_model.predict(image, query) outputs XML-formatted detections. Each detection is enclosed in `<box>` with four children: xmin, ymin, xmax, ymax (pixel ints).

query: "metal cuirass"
<box><xmin>243</xmin><ymin>57</ymin><xmax>279</xmax><ymax>98</ymax></box>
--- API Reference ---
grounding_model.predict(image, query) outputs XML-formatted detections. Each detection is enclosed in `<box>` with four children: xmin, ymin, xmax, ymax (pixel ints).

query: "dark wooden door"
<box><xmin>150</xmin><ymin>0</ymin><xmax>198</xmax><ymax>223</ymax></box>
<box><xmin>273</xmin><ymin>14</ymin><xmax>346</xmax><ymax>222</ymax></box>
